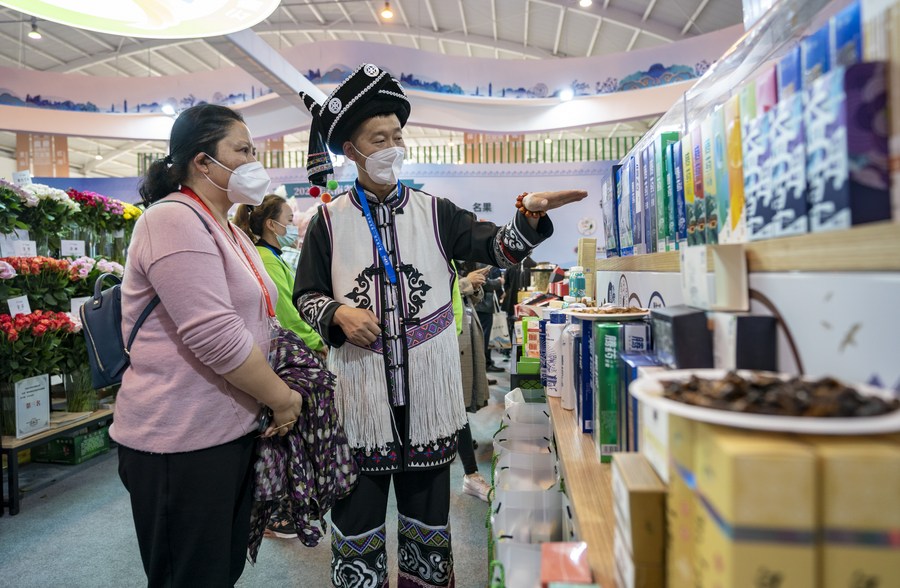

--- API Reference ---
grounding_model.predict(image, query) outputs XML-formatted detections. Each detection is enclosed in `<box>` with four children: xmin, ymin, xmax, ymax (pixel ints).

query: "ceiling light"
<box><xmin>579</xmin><ymin>0</ymin><xmax>593</xmax><ymax>7</ymax></box>
<box><xmin>27</xmin><ymin>18</ymin><xmax>41</xmax><ymax>40</ymax></box>
<box><xmin>559</xmin><ymin>88</ymin><xmax>575</xmax><ymax>102</ymax></box>
<box><xmin>161</xmin><ymin>103</ymin><xmax>176</xmax><ymax>115</ymax></box>
<box><xmin>380</xmin><ymin>1</ymin><xmax>394</xmax><ymax>19</ymax></box>
<box><xmin>544</xmin><ymin>137</ymin><xmax>553</xmax><ymax>144</ymax></box>
<box><xmin>94</xmin><ymin>152</ymin><xmax>103</xmax><ymax>161</ymax></box>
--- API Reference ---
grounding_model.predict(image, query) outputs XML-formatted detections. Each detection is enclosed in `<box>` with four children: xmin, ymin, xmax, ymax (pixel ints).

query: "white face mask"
<box><xmin>272</xmin><ymin>220</ymin><xmax>299</xmax><ymax>249</ymax></box>
<box><xmin>202</xmin><ymin>154</ymin><xmax>271</xmax><ymax>206</ymax></box>
<box><xmin>353</xmin><ymin>145</ymin><xmax>405</xmax><ymax>185</ymax></box>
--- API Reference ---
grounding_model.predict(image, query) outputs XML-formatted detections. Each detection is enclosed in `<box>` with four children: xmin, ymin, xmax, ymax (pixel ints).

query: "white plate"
<box><xmin>560</xmin><ymin>309</ymin><xmax>649</xmax><ymax>321</ymax></box>
<box><xmin>629</xmin><ymin>369</ymin><xmax>900</xmax><ymax>435</ymax></box>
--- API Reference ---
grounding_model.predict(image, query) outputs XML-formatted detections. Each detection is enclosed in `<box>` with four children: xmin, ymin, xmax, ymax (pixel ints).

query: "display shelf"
<box><xmin>596</xmin><ymin>222</ymin><xmax>900</xmax><ymax>274</ymax></box>
<box><xmin>1</xmin><ymin>408</ymin><xmax>113</xmax><ymax>516</ymax></box>
<box><xmin>547</xmin><ymin>396</ymin><xmax>616</xmax><ymax>586</ymax></box>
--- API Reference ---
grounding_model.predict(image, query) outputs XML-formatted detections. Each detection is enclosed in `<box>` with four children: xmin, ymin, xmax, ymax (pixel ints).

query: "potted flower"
<box><xmin>19</xmin><ymin>184</ymin><xmax>79</xmax><ymax>257</ymax></box>
<box><xmin>0</xmin><ymin>179</ymin><xmax>35</xmax><ymax>237</ymax></box>
<box><xmin>0</xmin><ymin>256</ymin><xmax>74</xmax><ymax>312</ymax></box>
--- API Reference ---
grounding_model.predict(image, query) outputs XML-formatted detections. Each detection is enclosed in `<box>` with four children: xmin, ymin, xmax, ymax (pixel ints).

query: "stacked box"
<box><xmin>768</xmin><ymin>92</ymin><xmax>810</xmax><ymax>237</ymax></box>
<box><xmin>602</xmin><ymin>165</ymin><xmax>622</xmax><ymax>257</ymax></box>
<box><xmin>619</xmin><ymin>157</ymin><xmax>635</xmax><ymax>256</ymax></box>
<box><xmin>666</xmin><ymin>142</ymin><xmax>686</xmax><ymax>247</ymax></box>
<box><xmin>743</xmin><ymin>110</ymin><xmax>776</xmax><ymax>240</ymax></box>
<box><xmin>612</xmin><ymin>454</ymin><xmax>666</xmax><ymax>588</ymax></box>
<box><xmin>778</xmin><ymin>44</ymin><xmax>803</xmax><ymax>98</ymax></box>
<box><xmin>800</xmin><ymin>436</ymin><xmax>900</xmax><ymax>588</ymax></box>
<box><xmin>701</xmin><ymin>115</ymin><xmax>718</xmax><ymax>244</ymax></box>
<box><xmin>618</xmin><ymin>352</ymin><xmax>663</xmax><ymax>453</ymax></box>
<box><xmin>32</xmin><ymin>425</ymin><xmax>110</xmax><ymax>465</ymax></box>
<box><xmin>804</xmin><ymin>62</ymin><xmax>891</xmax><ymax>232</ymax></box>
<box><xmin>681</xmin><ymin>135</ymin><xmax>698</xmax><ymax>245</ymax></box>
<box><xmin>578</xmin><ymin>319</ymin><xmax>594</xmax><ymax>434</ymax></box>
<box><xmin>577</xmin><ymin>238</ymin><xmax>597</xmax><ymax>301</ymax></box>
<box><xmin>633</xmin><ymin>148</ymin><xmax>645</xmax><ymax>255</ymax></box>
<box><xmin>691</xmin><ymin>126</ymin><xmax>707</xmax><ymax>243</ymax></box>
<box><xmin>711</xmin><ymin>106</ymin><xmax>730</xmax><ymax>243</ymax></box>
<box><xmin>655</xmin><ymin>132</ymin><xmax>680</xmax><ymax>251</ymax></box>
<box><xmin>593</xmin><ymin>321</ymin><xmax>651</xmax><ymax>462</ymax></box>
<box><xmin>722</xmin><ymin>94</ymin><xmax>747</xmax><ymax>243</ymax></box>
<box><xmin>666</xmin><ymin>415</ymin><xmax>696</xmax><ymax>588</ymax></box>
<box><xmin>831</xmin><ymin>0</ymin><xmax>862</xmax><ymax>67</ymax></box>
<box><xmin>801</xmin><ymin>22</ymin><xmax>832</xmax><ymax>87</ymax></box>
<box><xmin>645</xmin><ymin>144</ymin><xmax>657</xmax><ymax>253</ymax></box>
<box><xmin>693</xmin><ymin>425</ymin><xmax>817</xmax><ymax>588</ymax></box>
<box><xmin>756</xmin><ymin>66</ymin><xmax>779</xmax><ymax>114</ymax></box>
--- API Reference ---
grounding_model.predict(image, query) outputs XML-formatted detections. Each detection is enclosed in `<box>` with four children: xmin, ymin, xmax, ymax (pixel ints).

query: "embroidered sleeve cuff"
<box><xmin>493</xmin><ymin>211</ymin><xmax>554</xmax><ymax>268</ymax></box>
<box><xmin>298</xmin><ymin>292</ymin><xmax>345</xmax><ymax>347</ymax></box>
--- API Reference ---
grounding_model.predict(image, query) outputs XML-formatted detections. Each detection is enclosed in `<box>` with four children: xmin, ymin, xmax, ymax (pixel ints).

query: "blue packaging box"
<box><xmin>831</xmin><ymin>0</ymin><xmax>862</xmax><ymax>67</ymax></box>
<box><xmin>643</xmin><ymin>145</ymin><xmax>656</xmax><ymax>253</ymax></box>
<box><xmin>618</xmin><ymin>158</ymin><xmax>634</xmax><ymax>256</ymax></box>
<box><xmin>672</xmin><ymin>140</ymin><xmax>687</xmax><ymax>244</ymax></box>
<box><xmin>743</xmin><ymin>111</ymin><xmax>776</xmax><ymax>241</ymax></box>
<box><xmin>618</xmin><ymin>352</ymin><xmax>663</xmax><ymax>453</ymax></box>
<box><xmin>768</xmin><ymin>92</ymin><xmax>809</xmax><ymax>237</ymax></box>
<box><xmin>777</xmin><ymin>45</ymin><xmax>803</xmax><ymax>98</ymax></box>
<box><xmin>602</xmin><ymin>164</ymin><xmax>622</xmax><ymax>257</ymax></box>
<box><xmin>633</xmin><ymin>148</ymin><xmax>645</xmax><ymax>255</ymax></box>
<box><xmin>801</xmin><ymin>23</ymin><xmax>832</xmax><ymax>87</ymax></box>
<box><xmin>804</xmin><ymin>62</ymin><xmax>891</xmax><ymax>232</ymax></box>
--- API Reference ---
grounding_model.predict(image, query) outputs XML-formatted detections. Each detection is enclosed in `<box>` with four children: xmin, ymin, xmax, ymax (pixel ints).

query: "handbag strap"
<box><xmin>123</xmin><ymin>198</ymin><xmax>213</xmax><ymax>353</ymax></box>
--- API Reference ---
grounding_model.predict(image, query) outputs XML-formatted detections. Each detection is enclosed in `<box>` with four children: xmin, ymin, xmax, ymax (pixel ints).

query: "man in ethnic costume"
<box><xmin>293</xmin><ymin>63</ymin><xmax>586</xmax><ymax>588</ymax></box>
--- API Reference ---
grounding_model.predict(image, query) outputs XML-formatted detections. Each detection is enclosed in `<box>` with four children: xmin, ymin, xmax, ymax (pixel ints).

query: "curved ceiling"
<box><xmin>0</xmin><ymin>0</ymin><xmax>743</xmax><ymax>176</ymax></box>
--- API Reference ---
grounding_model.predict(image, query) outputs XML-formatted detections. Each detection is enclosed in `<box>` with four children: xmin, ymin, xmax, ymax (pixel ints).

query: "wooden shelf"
<box><xmin>548</xmin><ymin>396</ymin><xmax>616</xmax><ymax>587</ymax></box>
<box><xmin>595</xmin><ymin>221</ymin><xmax>900</xmax><ymax>274</ymax></box>
<box><xmin>1</xmin><ymin>409</ymin><xmax>113</xmax><ymax>449</ymax></box>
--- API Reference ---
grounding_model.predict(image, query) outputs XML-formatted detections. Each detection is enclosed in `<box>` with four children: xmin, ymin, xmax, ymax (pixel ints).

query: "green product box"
<box><xmin>593</xmin><ymin>322</ymin><xmax>651</xmax><ymax>463</ymax></box>
<box><xmin>32</xmin><ymin>425</ymin><xmax>110</xmax><ymax>465</ymax></box>
<box><xmin>656</xmin><ymin>131</ymin><xmax>680</xmax><ymax>251</ymax></box>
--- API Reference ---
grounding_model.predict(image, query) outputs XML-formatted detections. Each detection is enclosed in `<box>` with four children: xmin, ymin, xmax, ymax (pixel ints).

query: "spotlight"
<box><xmin>559</xmin><ymin>88</ymin><xmax>574</xmax><ymax>102</ymax></box>
<box><xmin>380</xmin><ymin>1</ymin><xmax>393</xmax><ymax>19</ymax></box>
<box><xmin>579</xmin><ymin>0</ymin><xmax>593</xmax><ymax>7</ymax></box>
<box><xmin>544</xmin><ymin>137</ymin><xmax>553</xmax><ymax>144</ymax></box>
<box><xmin>27</xmin><ymin>18</ymin><xmax>41</xmax><ymax>40</ymax></box>
<box><xmin>95</xmin><ymin>153</ymin><xmax>103</xmax><ymax>161</ymax></box>
<box><xmin>161</xmin><ymin>103</ymin><xmax>176</xmax><ymax>115</ymax></box>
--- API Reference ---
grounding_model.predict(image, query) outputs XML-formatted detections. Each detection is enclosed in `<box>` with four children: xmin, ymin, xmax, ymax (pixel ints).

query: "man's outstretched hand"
<box><xmin>522</xmin><ymin>190</ymin><xmax>588</xmax><ymax>214</ymax></box>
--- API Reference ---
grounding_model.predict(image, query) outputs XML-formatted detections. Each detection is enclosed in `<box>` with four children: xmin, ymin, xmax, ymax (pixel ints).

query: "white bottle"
<box><xmin>544</xmin><ymin>312</ymin><xmax>567</xmax><ymax>398</ymax></box>
<box><xmin>559</xmin><ymin>319</ymin><xmax>581</xmax><ymax>411</ymax></box>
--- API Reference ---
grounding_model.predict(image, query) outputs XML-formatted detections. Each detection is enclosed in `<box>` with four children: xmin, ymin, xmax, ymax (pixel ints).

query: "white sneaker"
<box><xmin>462</xmin><ymin>473</ymin><xmax>491</xmax><ymax>502</ymax></box>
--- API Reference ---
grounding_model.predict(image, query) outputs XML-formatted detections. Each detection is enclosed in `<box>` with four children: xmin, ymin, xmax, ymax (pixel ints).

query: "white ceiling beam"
<box><xmin>46</xmin><ymin>38</ymin><xmax>188</xmax><ymax>72</ymax></box>
<box><xmin>626</xmin><ymin>29</ymin><xmax>641</xmax><ymax>51</ymax></box>
<box><xmin>491</xmin><ymin>0</ymin><xmax>498</xmax><ymax>41</ymax></box>
<box><xmin>335</xmin><ymin>1</ymin><xmax>354</xmax><ymax>24</ymax></box>
<box><xmin>531</xmin><ymin>0</ymin><xmax>683</xmax><ymax>41</ymax></box>
<box><xmin>70</xmin><ymin>26</ymin><xmax>116</xmax><ymax>52</ymax></box>
<box><xmin>145</xmin><ymin>48</ymin><xmax>191</xmax><ymax>74</ymax></box>
<box><xmin>127</xmin><ymin>53</ymin><xmax>164</xmax><ymax>77</ymax></box>
<box><xmin>174</xmin><ymin>45</ymin><xmax>215</xmax><ymax>71</ymax></box>
<box><xmin>586</xmin><ymin>17</ymin><xmax>602</xmax><ymax>56</ymax></box>
<box><xmin>0</xmin><ymin>29</ymin><xmax>66</xmax><ymax>65</ymax></box>
<box><xmin>301</xmin><ymin>0</ymin><xmax>326</xmax><ymax>25</ymax></box>
<box><xmin>681</xmin><ymin>0</ymin><xmax>711</xmax><ymax>35</ymax></box>
<box><xmin>642</xmin><ymin>0</ymin><xmax>659</xmax><ymax>21</ymax></box>
<box><xmin>458</xmin><ymin>1</ymin><xmax>468</xmax><ymax>36</ymax></box>
<box><xmin>83</xmin><ymin>140</ymin><xmax>149</xmax><ymax>173</ymax></box>
<box><xmin>553</xmin><ymin>6</ymin><xmax>566</xmax><ymax>55</ymax></box>
<box><xmin>424</xmin><ymin>0</ymin><xmax>439</xmax><ymax>32</ymax></box>
<box><xmin>524</xmin><ymin>0</ymin><xmax>530</xmax><ymax>47</ymax></box>
<box><xmin>394</xmin><ymin>0</ymin><xmax>411</xmax><ymax>28</ymax></box>
<box><xmin>607</xmin><ymin>123</ymin><xmax>622</xmax><ymax>138</ymax></box>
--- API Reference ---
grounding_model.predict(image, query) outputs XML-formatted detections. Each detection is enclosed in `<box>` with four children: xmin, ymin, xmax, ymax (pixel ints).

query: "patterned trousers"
<box><xmin>331</xmin><ymin>466</ymin><xmax>455</xmax><ymax>588</ymax></box>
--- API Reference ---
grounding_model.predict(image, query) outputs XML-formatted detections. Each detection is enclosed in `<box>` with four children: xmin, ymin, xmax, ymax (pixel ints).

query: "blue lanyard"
<box><xmin>355</xmin><ymin>180</ymin><xmax>399</xmax><ymax>285</ymax></box>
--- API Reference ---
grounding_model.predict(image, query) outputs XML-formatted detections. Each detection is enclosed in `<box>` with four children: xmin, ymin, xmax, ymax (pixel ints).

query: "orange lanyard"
<box><xmin>179</xmin><ymin>187</ymin><xmax>276</xmax><ymax>318</ymax></box>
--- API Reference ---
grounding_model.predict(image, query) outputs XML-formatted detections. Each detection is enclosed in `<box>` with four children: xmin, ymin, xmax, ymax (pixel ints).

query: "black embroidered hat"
<box><xmin>300</xmin><ymin>63</ymin><xmax>410</xmax><ymax>186</ymax></box>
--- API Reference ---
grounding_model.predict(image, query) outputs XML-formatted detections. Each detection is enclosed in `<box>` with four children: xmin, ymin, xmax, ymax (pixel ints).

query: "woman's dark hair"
<box><xmin>139</xmin><ymin>104</ymin><xmax>244</xmax><ymax>206</ymax></box>
<box><xmin>234</xmin><ymin>194</ymin><xmax>287</xmax><ymax>244</ymax></box>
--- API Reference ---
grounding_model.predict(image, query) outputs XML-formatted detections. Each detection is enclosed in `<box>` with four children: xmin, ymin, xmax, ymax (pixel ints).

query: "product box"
<box><xmin>618</xmin><ymin>352</ymin><xmax>663</xmax><ymax>453</ymax></box>
<box><xmin>691</xmin><ymin>125</ymin><xmax>707</xmax><ymax>244</ymax></box>
<box><xmin>681</xmin><ymin>134</ymin><xmax>698</xmax><ymax>245</ymax></box>
<box><xmin>833</xmin><ymin>0</ymin><xmax>862</xmax><ymax>68</ymax></box>
<box><xmin>633</xmin><ymin>149</ymin><xmax>645</xmax><ymax>256</ymax></box>
<box><xmin>668</xmin><ymin>142</ymin><xmax>686</xmax><ymax>247</ymax></box>
<box><xmin>708</xmin><ymin>312</ymin><xmax>777</xmax><ymax>371</ymax></box>
<box><xmin>711</xmin><ymin>106</ymin><xmax>730</xmax><ymax>244</ymax></box>
<box><xmin>619</xmin><ymin>157</ymin><xmax>635</xmax><ymax>257</ymax></box>
<box><xmin>650</xmin><ymin>305</ymin><xmax>713</xmax><ymax>369</ymax></box>
<box><xmin>739</xmin><ymin>79</ymin><xmax>758</xmax><ymax>123</ymax></box>
<box><xmin>801</xmin><ymin>23</ymin><xmax>832</xmax><ymax>87</ymax></box>
<box><xmin>540</xmin><ymin>541</ymin><xmax>593</xmax><ymax>587</ymax></box>
<box><xmin>743</xmin><ymin>111</ymin><xmax>776</xmax><ymax>240</ymax></box>
<box><xmin>637</xmin><ymin>382</ymin><xmax>670</xmax><ymax>484</ymax></box>
<box><xmin>799</xmin><ymin>436</ymin><xmax>900</xmax><ymax>588</ymax></box>
<box><xmin>602</xmin><ymin>165</ymin><xmax>622</xmax><ymax>257</ymax></box>
<box><xmin>644</xmin><ymin>144</ymin><xmax>657</xmax><ymax>253</ymax></box>
<box><xmin>680</xmin><ymin>244</ymin><xmax>749</xmax><ymax>312</ymax></box>
<box><xmin>656</xmin><ymin>131</ymin><xmax>680</xmax><ymax>251</ymax></box>
<box><xmin>593</xmin><ymin>321</ymin><xmax>651</xmax><ymax>461</ymax></box>
<box><xmin>700</xmin><ymin>115</ymin><xmax>718</xmax><ymax>244</ymax></box>
<box><xmin>32</xmin><ymin>425</ymin><xmax>110</xmax><ymax>465</ymax></box>
<box><xmin>612</xmin><ymin>453</ymin><xmax>666</xmax><ymax>565</ymax></box>
<box><xmin>778</xmin><ymin>44</ymin><xmax>803</xmax><ymax>98</ymax></box>
<box><xmin>756</xmin><ymin>65</ymin><xmax>779</xmax><ymax>115</ymax></box>
<box><xmin>804</xmin><ymin>62</ymin><xmax>891</xmax><ymax>232</ymax></box>
<box><xmin>769</xmin><ymin>92</ymin><xmax>810</xmax><ymax>237</ymax></box>
<box><xmin>693</xmin><ymin>425</ymin><xmax>817</xmax><ymax>588</ymax></box>
<box><xmin>666</xmin><ymin>415</ymin><xmax>696</xmax><ymax>588</ymax></box>
<box><xmin>579</xmin><ymin>319</ymin><xmax>594</xmax><ymax>434</ymax></box>
<box><xmin>722</xmin><ymin>94</ymin><xmax>747</xmax><ymax>243</ymax></box>
<box><xmin>615</xmin><ymin>521</ymin><xmax>665</xmax><ymax>588</ymax></box>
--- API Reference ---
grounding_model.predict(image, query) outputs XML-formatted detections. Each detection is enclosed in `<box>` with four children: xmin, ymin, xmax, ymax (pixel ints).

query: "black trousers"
<box><xmin>477</xmin><ymin>310</ymin><xmax>493</xmax><ymax>366</ymax></box>
<box><xmin>118</xmin><ymin>433</ymin><xmax>256</xmax><ymax>588</ymax></box>
<box><xmin>456</xmin><ymin>421</ymin><xmax>477</xmax><ymax>476</ymax></box>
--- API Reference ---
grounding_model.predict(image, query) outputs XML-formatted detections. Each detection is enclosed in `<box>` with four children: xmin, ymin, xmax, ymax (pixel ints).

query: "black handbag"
<box><xmin>79</xmin><ymin>199</ymin><xmax>211</xmax><ymax>389</ymax></box>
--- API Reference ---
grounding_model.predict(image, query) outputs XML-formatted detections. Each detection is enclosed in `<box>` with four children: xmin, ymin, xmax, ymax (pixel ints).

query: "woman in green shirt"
<box><xmin>235</xmin><ymin>195</ymin><xmax>324</xmax><ymax>353</ymax></box>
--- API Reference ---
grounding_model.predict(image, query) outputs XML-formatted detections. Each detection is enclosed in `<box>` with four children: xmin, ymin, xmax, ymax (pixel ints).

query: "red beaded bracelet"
<box><xmin>515</xmin><ymin>192</ymin><xmax>546</xmax><ymax>219</ymax></box>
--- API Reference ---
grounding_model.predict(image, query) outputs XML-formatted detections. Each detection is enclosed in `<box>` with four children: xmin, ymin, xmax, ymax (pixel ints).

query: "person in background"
<box><xmin>114</xmin><ymin>103</ymin><xmax>302</xmax><ymax>587</ymax></box>
<box><xmin>234</xmin><ymin>194</ymin><xmax>326</xmax><ymax>539</ymax></box>
<box><xmin>501</xmin><ymin>255</ymin><xmax>536</xmax><ymax>354</ymax></box>
<box><xmin>473</xmin><ymin>263</ymin><xmax>504</xmax><ymax>373</ymax></box>
<box><xmin>294</xmin><ymin>62</ymin><xmax>585</xmax><ymax>587</ymax></box>
<box><xmin>453</xmin><ymin>263</ymin><xmax>492</xmax><ymax>502</ymax></box>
